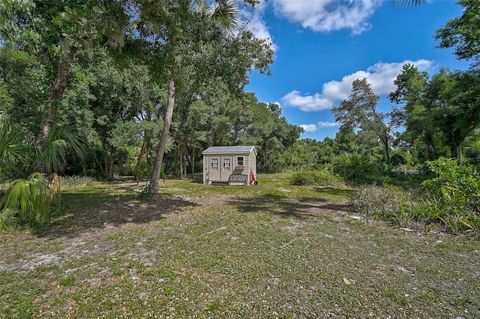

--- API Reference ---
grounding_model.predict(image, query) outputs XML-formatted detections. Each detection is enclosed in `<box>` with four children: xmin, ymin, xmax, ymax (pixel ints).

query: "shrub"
<box><xmin>332</xmin><ymin>154</ymin><xmax>385</xmax><ymax>183</ymax></box>
<box><xmin>139</xmin><ymin>182</ymin><xmax>152</xmax><ymax>199</ymax></box>
<box><xmin>0</xmin><ymin>122</ymin><xmax>31</xmax><ymax>178</ymax></box>
<box><xmin>390</xmin><ymin>149</ymin><xmax>412</xmax><ymax>167</ymax></box>
<box><xmin>0</xmin><ymin>208</ymin><xmax>18</xmax><ymax>230</ymax></box>
<box><xmin>0</xmin><ymin>173</ymin><xmax>60</xmax><ymax>228</ymax></box>
<box><xmin>350</xmin><ymin>185</ymin><xmax>414</xmax><ymax>226</ymax></box>
<box><xmin>418</xmin><ymin>158</ymin><xmax>480</xmax><ymax>234</ymax></box>
<box><xmin>290</xmin><ymin>170</ymin><xmax>343</xmax><ymax>186</ymax></box>
<box><xmin>351</xmin><ymin>159</ymin><xmax>480</xmax><ymax>234</ymax></box>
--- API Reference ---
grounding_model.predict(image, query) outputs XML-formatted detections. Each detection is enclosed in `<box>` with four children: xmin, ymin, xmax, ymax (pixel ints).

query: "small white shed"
<box><xmin>202</xmin><ymin>146</ymin><xmax>257</xmax><ymax>185</ymax></box>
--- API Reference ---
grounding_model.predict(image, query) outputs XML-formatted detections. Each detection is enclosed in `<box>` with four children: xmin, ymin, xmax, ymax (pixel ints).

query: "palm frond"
<box><xmin>0</xmin><ymin>172</ymin><xmax>58</xmax><ymax>227</ymax></box>
<box><xmin>38</xmin><ymin>126</ymin><xmax>85</xmax><ymax>174</ymax></box>
<box><xmin>193</xmin><ymin>0</ymin><xmax>209</xmax><ymax>16</ymax></box>
<box><xmin>0</xmin><ymin>122</ymin><xmax>31</xmax><ymax>178</ymax></box>
<box><xmin>212</xmin><ymin>0</ymin><xmax>237</xmax><ymax>30</ymax></box>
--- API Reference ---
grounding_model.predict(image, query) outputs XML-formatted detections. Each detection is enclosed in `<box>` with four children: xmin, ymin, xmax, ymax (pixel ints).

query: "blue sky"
<box><xmin>244</xmin><ymin>0</ymin><xmax>468</xmax><ymax>140</ymax></box>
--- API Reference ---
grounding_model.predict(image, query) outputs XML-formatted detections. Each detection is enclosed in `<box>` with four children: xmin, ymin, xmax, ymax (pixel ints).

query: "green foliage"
<box><xmin>39</xmin><ymin>126</ymin><xmax>85</xmax><ymax>174</ymax></box>
<box><xmin>333</xmin><ymin>78</ymin><xmax>392</xmax><ymax>166</ymax></box>
<box><xmin>0</xmin><ymin>208</ymin><xmax>18</xmax><ymax>230</ymax></box>
<box><xmin>139</xmin><ymin>182</ymin><xmax>152</xmax><ymax>199</ymax></box>
<box><xmin>0</xmin><ymin>121</ymin><xmax>85</xmax><ymax>177</ymax></box>
<box><xmin>351</xmin><ymin>159</ymin><xmax>480</xmax><ymax>234</ymax></box>
<box><xmin>351</xmin><ymin>185</ymin><xmax>414</xmax><ymax>226</ymax></box>
<box><xmin>0</xmin><ymin>81</ymin><xmax>13</xmax><ymax>112</ymax></box>
<box><xmin>290</xmin><ymin>170</ymin><xmax>343</xmax><ymax>186</ymax></box>
<box><xmin>390</xmin><ymin>149</ymin><xmax>411</xmax><ymax>167</ymax></box>
<box><xmin>0</xmin><ymin>122</ymin><xmax>31</xmax><ymax>178</ymax></box>
<box><xmin>419</xmin><ymin>158</ymin><xmax>480</xmax><ymax>233</ymax></box>
<box><xmin>0</xmin><ymin>173</ymin><xmax>59</xmax><ymax>228</ymax></box>
<box><xmin>332</xmin><ymin>154</ymin><xmax>385</xmax><ymax>183</ymax></box>
<box><xmin>436</xmin><ymin>0</ymin><xmax>480</xmax><ymax>67</ymax></box>
<box><xmin>391</xmin><ymin>65</ymin><xmax>480</xmax><ymax>162</ymax></box>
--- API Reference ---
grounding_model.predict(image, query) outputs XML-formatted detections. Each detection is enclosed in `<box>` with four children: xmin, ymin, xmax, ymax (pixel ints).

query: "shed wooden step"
<box><xmin>211</xmin><ymin>181</ymin><xmax>229</xmax><ymax>186</ymax></box>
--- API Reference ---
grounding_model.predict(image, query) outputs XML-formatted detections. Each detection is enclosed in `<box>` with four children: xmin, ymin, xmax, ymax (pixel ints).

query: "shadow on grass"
<box><xmin>227</xmin><ymin>193</ymin><xmax>350</xmax><ymax>219</ymax></box>
<box><xmin>35</xmin><ymin>189</ymin><xmax>198</xmax><ymax>238</ymax></box>
<box><xmin>188</xmin><ymin>174</ymin><xmax>203</xmax><ymax>184</ymax></box>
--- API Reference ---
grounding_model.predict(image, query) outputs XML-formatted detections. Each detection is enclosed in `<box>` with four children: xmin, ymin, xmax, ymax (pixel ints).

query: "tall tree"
<box><xmin>389</xmin><ymin>63</ymin><xmax>438</xmax><ymax>161</ymax></box>
<box><xmin>428</xmin><ymin>70</ymin><xmax>480</xmax><ymax>158</ymax></box>
<box><xmin>436</xmin><ymin>0</ymin><xmax>480</xmax><ymax>68</ymax></box>
<box><xmin>86</xmin><ymin>54</ymin><xmax>159</xmax><ymax>179</ymax></box>
<box><xmin>333</xmin><ymin>78</ymin><xmax>393</xmax><ymax>166</ymax></box>
<box><xmin>391</xmin><ymin>65</ymin><xmax>480</xmax><ymax>159</ymax></box>
<box><xmin>135</xmin><ymin>0</ymin><xmax>238</xmax><ymax>194</ymax></box>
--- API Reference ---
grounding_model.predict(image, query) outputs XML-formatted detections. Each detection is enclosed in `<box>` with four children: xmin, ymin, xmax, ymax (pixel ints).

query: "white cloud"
<box><xmin>238</xmin><ymin>1</ymin><xmax>276</xmax><ymax>49</ymax></box>
<box><xmin>238</xmin><ymin>0</ymin><xmax>384</xmax><ymax>51</ymax></box>
<box><xmin>283</xmin><ymin>90</ymin><xmax>332</xmax><ymax>112</ymax></box>
<box><xmin>299</xmin><ymin>124</ymin><xmax>318</xmax><ymax>132</ymax></box>
<box><xmin>283</xmin><ymin>59</ymin><xmax>432</xmax><ymax>112</ymax></box>
<box><xmin>317</xmin><ymin>121</ymin><xmax>340</xmax><ymax>128</ymax></box>
<box><xmin>299</xmin><ymin>121</ymin><xmax>340</xmax><ymax>133</ymax></box>
<box><xmin>272</xmin><ymin>0</ymin><xmax>382</xmax><ymax>35</ymax></box>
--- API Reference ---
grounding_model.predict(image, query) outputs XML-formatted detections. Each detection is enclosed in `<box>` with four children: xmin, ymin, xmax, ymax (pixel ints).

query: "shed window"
<box><xmin>211</xmin><ymin>158</ymin><xmax>218</xmax><ymax>171</ymax></box>
<box><xmin>237</xmin><ymin>156</ymin><xmax>244</xmax><ymax>166</ymax></box>
<box><xmin>223</xmin><ymin>158</ymin><xmax>231</xmax><ymax>170</ymax></box>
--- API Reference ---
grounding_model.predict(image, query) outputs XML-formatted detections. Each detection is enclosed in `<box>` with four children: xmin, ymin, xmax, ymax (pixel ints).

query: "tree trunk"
<box><xmin>104</xmin><ymin>152</ymin><xmax>115</xmax><ymax>180</ymax></box>
<box><xmin>178</xmin><ymin>148</ymin><xmax>183</xmax><ymax>178</ymax></box>
<box><xmin>383</xmin><ymin>136</ymin><xmax>390</xmax><ymax>167</ymax></box>
<box><xmin>425</xmin><ymin>131</ymin><xmax>437</xmax><ymax>160</ymax></box>
<box><xmin>450</xmin><ymin>131</ymin><xmax>462</xmax><ymax>159</ymax></box>
<box><xmin>34</xmin><ymin>42</ymin><xmax>73</xmax><ymax>151</ymax></box>
<box><xmin>108</xmin><ymin>156</ymin><xmax>114</xmax><ymax>180</ymax></box>
<box><xmin>191</xmin><ymin>147</ymin><xmax>195</xmax><ymax>175</ymax></box>
<box><xmin>183</xmin><ymin>153</ymin><xmax>187</xmax><ymax>177</ymax></box>
<box><xmin>104</xmin><ymin>155</ymin><xmax>109</xmax><ymax>180</ymax></box>
<box><xmin>150</xmin><ymin>79</ymin><xmax>175</xmax><ymax>194</ymax></box>
<box><xmin>102</xmin><ymin>141</ymin><xmax>115</xmax><ymax>180</ymax></box>
<box><xmin>135</xmin><ymin>133</ymin><xmax>149</xmax><ymax>170</ymax></box>
<box><xmin>450</xmin><ymin>143</ymin><xmax>457</xmax><ymax>159</ymax></box>
<box><xmin>93</xmin><ymin>151</ymin><xmax>105</xmax><ymax>176</ymax></box>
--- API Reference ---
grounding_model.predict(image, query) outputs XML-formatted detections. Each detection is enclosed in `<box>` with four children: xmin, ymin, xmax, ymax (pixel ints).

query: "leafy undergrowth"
<box><xmin>0</xmin><ymin>174</ymin><xmax>479</xmax><ymax>318</ymax></box>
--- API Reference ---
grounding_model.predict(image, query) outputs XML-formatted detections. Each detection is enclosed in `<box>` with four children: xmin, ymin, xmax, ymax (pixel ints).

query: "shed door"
<box><xmin>209</xmin><ymin>157</ymin><xmax>220</xmax><ymax>181</ymax></box>
<box><xmin>220</xmin><ymin>156</ymin><xmax>232</xmax><ymax>182</ymax></box>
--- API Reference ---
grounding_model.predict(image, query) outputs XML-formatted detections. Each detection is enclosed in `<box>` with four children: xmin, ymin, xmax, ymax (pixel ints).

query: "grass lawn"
<box><xmin>0</xmin><ymin>173</ymin><xmax>479</xmax><ymax>318</ymax></box>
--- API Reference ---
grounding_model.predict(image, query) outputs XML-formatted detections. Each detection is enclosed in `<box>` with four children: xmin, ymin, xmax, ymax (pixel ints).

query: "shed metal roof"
<box><xmin>202</xmin><ymin>145</ymin><xmax>255</xmax><ymax>155</ymax></box>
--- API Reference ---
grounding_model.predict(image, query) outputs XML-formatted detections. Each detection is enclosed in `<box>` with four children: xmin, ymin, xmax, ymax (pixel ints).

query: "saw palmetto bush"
<box><xmin>38</xmin><ymin>126</ymin><xmax>85</xmax><ymax>174</ymax></box>
<box><xmin>350</xmin><ymin>158</ymin><xmax>480</xmax><ymax>234</ymax></box>
<box><xmin>0</xmin><ymin>122</ymin><xmax>31</xmax><ymax>179</ymax></box>
<box><xmin>418</xmin><ymin>158</ymin><xmax>480</xmax><ymax>234</ymax></box>
<box><xmin>0</xmin><ymin>122</ymin><xmax>84</xmax><ymax>178</ymax></box>
<box><xmin>0</xmin><ymin>122</ymin><xmax>82</xmax><ymax>229</ymax></box>
<box><xmin>0</xmin><ymin>173</ymin><xmax>60</xmax><ymax>228</ymax></box>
